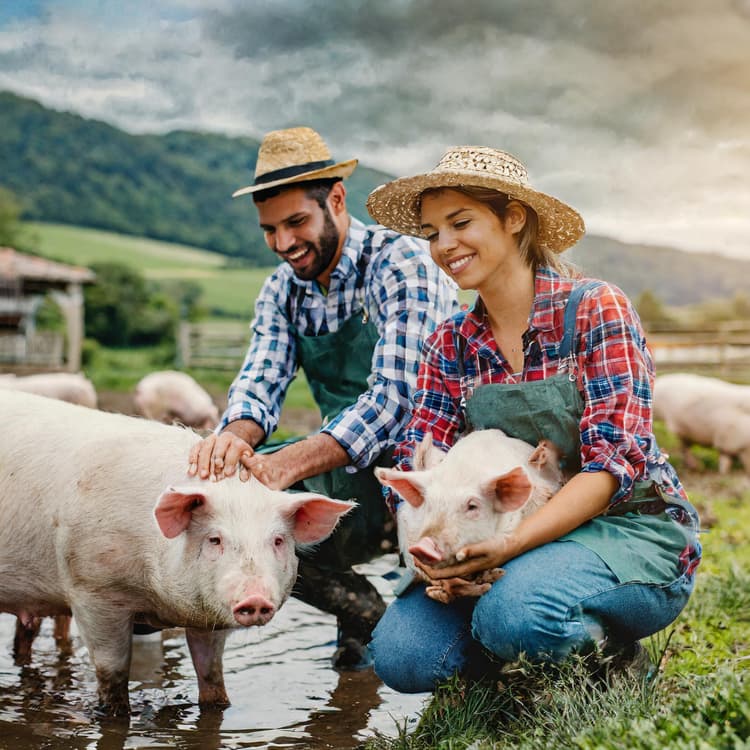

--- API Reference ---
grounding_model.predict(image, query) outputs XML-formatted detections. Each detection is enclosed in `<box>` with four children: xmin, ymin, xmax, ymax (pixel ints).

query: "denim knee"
<box><xmin>470</xmin><ymin>542</ymin><xmax>621</xmax><ymax>662</ymax></box>
<box><xmin>370</xmin><ymin>586</ymin><xmax>477</xmax><ymax>693</ymax></box>
<box><xmin>472</xmin><ymin>591</ymin><xmax>591</xmax><ymax>663</ymax></box>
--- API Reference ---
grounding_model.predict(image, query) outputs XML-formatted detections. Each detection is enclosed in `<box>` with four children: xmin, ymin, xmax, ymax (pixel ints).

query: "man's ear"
<box><xmin>505</xmin><ymin>200</ymin><xmax>527</xmax><ymax>235</ymax></box>
<box><xmin>327</xmin><ymin>180</ymin><xmax>347</xmax><ymax>217</ymax></box>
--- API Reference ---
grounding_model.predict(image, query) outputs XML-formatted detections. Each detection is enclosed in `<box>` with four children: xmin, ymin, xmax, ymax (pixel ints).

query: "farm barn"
<box><xmin>0</xmin><ymin>247</ymin><xmax>95</xmax><ymax>372</ymax></box>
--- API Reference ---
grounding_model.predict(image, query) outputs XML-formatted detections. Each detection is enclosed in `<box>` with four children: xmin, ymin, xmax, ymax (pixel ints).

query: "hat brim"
<box><xmin>232</xmin><ymin>159</ymin><xmax>359</xmax><ymax>198</ymax></box>
<box><xmin>366</xmin><ymin>170</ymin><xmax>584</xmax><ymax>253</ymax></box>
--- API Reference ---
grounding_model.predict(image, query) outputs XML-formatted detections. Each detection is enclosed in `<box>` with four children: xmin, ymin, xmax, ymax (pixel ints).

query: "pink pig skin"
<box><xmin>0</xmin><ymin>389</ymin><xmax>353</xmax><ymax>716</ymax></box>
<box><xmin>134</xmin><ymin>370</ymin><xmax>220</xmax><ymax>429</ymax></box>
<box><xmin>376</xmin><ymin>429</ymin><xmax>565</xmax><ymax>600</ymax></box>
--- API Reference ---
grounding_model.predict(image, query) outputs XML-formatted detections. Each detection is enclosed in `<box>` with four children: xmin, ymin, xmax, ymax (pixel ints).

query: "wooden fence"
<box><xmin>0</xmin><ymin>331</ymin><xmax>64</xmax><ymax>370</ymax></box>
<box><xmin>178</xmin><ymin>321</ymin><xmax>250</xmax><ymax>370</ymax></box>
<box><xmin>178</xmin><ymin>319</ymin><xmax>750</xmax><ymax>381</ymax></box>
<box><xmin>647</xmin><ymin>320</ymin><xmax>750</xmax><ymax>380</ymax></box>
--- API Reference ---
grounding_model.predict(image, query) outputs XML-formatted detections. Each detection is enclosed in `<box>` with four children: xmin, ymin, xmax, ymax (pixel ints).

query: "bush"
<box><xmin>83</xmin><ymin>262</ymin><xmax>184</xmax><ymax>348</ymax></box>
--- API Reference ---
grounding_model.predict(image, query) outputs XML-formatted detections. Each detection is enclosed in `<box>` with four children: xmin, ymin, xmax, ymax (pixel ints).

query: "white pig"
<box><xmin>375</xmin><ymin>429</ymin><xmax>565</xmax><ymax>603</ymax></box>
<box><xmin>134</xmin><ymin>370</ymin><xmax>220</xmax><ymax>429</ymax></box>
<box><xmin>653</xmin><ymin>372</ymin><xmax>750</xmax><ymax>473</ymax></box>
<box><xmin>0</xmin><ymin>371</ymin><xmax>97</xmax><ymax>408</ymax></box>
<box><xmin>0</xmin><ymin>389</ymin><xmax>353</xmax><ymax>715</ymax></box>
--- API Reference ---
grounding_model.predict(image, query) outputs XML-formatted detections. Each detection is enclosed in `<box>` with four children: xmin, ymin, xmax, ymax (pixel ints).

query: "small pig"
<box><xmin>653</xmin><ymin>373</ymin><xmax>750</xmax><ymax>473</ymax></box>
<box><xmin>0</xmin><ymin>389</ymin><xmax>353</xmax><ymax>715</ymax></box>
<box><xmin>376</xmin><ymin>429</ymin><xmax>565</xmax><ymax>603</ymax></box>
<box><xmin>0</xmin><ymin>371</ymin><xmax>97</xmax><ymax>408</ymax></box>
<box><xmin>134</xmin><ymin>370</ymin><xmax>220</xmax><ymax>429</ymax></box>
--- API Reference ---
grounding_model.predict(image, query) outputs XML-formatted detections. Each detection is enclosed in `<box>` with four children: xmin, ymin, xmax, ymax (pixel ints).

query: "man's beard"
<box><xmin>290</xmin><ymin>208</ymin><xmax>340</xmax><ymax>281</ymax></box>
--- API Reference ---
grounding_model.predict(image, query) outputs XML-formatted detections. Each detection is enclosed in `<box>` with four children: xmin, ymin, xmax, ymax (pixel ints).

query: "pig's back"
<box><xmin>0</xmin><ymin>389</ymin><xmax>201</xmax><ymax>594</ymax></box>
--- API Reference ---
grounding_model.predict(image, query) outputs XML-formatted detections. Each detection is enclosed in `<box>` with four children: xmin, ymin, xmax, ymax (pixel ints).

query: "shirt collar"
<box><xmin>459</xmin><ymin>265</ymin><xmax>568</xmax><ymax>340</ymax></box>
<box><xmin>528</xmin><ymin>266</ymin><xmax>569</xmax><ymax>333</ymax></box>
<box><xmin>331</xmin><ymin>215</ymin><xmax>366</xmax><ymax>281</ymax></box>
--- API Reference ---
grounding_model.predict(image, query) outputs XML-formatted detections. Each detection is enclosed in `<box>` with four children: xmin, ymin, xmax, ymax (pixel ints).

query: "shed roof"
<box><xmin>0</xmin><ymin>247</ymin><xmax>95</xmax><ymax>284</ymax></box>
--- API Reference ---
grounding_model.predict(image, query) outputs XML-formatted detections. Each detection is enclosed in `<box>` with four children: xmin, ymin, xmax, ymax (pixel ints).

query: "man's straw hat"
<box><xmin>233</xmin><ymin>126</ymin><xmax>358</xmax><ymax>198</ymax></box>
<box><xmin>366</xmin><ymin>146</ymin><xmax>584</xmax><ymax>252</ymax></box>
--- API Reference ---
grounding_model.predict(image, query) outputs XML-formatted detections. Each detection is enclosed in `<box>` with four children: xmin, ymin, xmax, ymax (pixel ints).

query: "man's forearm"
<box><xmin>246</xmin><ymin>432</ymin><xmax>350</xmax><ymax>490</ymax></box>
<box><xmin>280</xmin><ymin>433</ymin><xmax>350</xmax><ymax>480</ymax></box>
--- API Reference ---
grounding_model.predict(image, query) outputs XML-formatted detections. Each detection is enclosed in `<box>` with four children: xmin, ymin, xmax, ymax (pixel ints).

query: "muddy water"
<box><xmin>0</xmin><ymin>556</ymin><xmax>427</xmax><ymax>749</ymax></box>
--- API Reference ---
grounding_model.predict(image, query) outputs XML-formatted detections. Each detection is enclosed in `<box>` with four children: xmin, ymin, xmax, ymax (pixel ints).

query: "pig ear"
<box><xmin>283</xmin><ymin>494</ymin><xmax>357</xmax><ymax>544</ymax></box>
<box><xmin>154</xmin><ymin>487</ymin><xmax>210</xmax><ymax>539</ymax></box>
<box><xmin>374</xmin><ymin>467</ymin><xmax>427</xmax><ymax>508</ymax></box>
<box><xmin>484</xmin><ymin>467</ymin><xmax>532</xmax><ymax>512</ymax></box>
<box><xmin>413</xmin><ymin>432</ymin><xmax>446</xmax><ymax>471</ymax></box>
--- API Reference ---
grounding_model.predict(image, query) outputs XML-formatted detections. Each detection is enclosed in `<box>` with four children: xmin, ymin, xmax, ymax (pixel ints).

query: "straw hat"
<box><xmin>366</xmin><ymin>146</ymin><xmax>584</xmax><ymax>252</ymax></box>
<box><xmin>232</xmin><ymin>126</ymin><xmax>358</xmax><ymax>198</ymax></box>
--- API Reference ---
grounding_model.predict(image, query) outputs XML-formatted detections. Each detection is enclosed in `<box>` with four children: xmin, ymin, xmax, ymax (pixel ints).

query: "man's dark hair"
<box><xmin>253</xmin><ymin>178</ymin><xmax>342</xmax><ymax>209</ymax></box>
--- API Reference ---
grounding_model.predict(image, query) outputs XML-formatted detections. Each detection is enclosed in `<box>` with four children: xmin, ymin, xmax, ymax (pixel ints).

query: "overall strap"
<box><xmin>558</xmin><ymin>280</ymin><xmax>604</xmax><ymax>360</ymax></box>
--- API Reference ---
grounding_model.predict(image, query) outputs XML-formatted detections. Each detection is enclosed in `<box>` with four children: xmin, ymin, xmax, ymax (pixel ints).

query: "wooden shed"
<box><xmin>0</xmin><ymin>247</ymin><xmax>95</xmax><ymax>372</ymax></box>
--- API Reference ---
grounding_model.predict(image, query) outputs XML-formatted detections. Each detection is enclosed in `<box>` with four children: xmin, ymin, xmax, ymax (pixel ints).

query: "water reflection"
<box><xmin>0</xmin><ymin>556</ymin><xmax>427</xmax><ymax>749</ymax></box>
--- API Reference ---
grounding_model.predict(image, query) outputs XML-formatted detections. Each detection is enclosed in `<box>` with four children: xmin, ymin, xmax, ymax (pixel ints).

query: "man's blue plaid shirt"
<box><xmin>220</xmin><ymin>216</ymin><xmax>459</xmax><ymax>468</ymax></box>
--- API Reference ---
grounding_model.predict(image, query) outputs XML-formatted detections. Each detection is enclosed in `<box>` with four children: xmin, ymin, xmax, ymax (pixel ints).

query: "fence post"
<box><xmin>177</xmin><ymin>321</ymin><xmax>191</xmax><ymax>368</ymax></box>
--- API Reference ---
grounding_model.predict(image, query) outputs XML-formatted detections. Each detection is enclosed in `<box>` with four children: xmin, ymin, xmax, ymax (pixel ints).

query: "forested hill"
<box><xmin>2</xmin><ymin>90</ymin><xmax>748</xmax><ymax>304</ymax></box>
<box><xmin>0</xmin><ymin>91</ymin><xmax>393</xmax><ymax>264</ymax></box>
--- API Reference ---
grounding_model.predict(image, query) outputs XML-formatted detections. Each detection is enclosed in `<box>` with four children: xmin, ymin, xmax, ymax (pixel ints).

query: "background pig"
<box><xmin>0</xmin><ymin>371</ymin><xmax>97</xmax><ymax>408</ymax></box>
<box><xmin>376</xmin><ymin>429</ymin><xmax>565</xmax><ymax>603</ymax></box>
<box><xmin>653</xmin><ymin>372</ymin><xmax>750</xmax><ymax>473</ymax></box>
<box><xmin>0</xmin><ymin>389</ymin><xmax>353</xmax><ymax>715</ymax></box>
<box><xmin>133</xmin><ymin>369</ymin><xmax>220</xmax><ymax>429</ymax></box>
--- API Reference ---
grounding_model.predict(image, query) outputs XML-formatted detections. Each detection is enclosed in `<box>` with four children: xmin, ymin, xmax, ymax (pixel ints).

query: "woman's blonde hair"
<box><xmin>420</xmin><ymin>186</ymin><xmax>579</xmax><ymax>277</ymax></box>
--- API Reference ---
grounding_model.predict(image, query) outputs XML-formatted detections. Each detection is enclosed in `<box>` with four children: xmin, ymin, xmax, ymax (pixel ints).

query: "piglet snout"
<box><xmin>409</xmin><ymin>537</ymin><xmax>443</xmax><ymax>565</ymax></box>
<box><xmin>233</xmin><ymin>595</ymin><xmax>276</xmax><ymax>626</ymax></box>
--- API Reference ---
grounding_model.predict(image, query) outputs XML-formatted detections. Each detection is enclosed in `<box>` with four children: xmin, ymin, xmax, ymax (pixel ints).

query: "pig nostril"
<box><xmin>234</xmin><ymin>596</ymin><xmax>275</xmax><ymax>623</ymax></box>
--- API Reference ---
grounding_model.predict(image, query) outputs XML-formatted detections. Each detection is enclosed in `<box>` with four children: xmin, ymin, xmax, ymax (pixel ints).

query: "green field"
<box><xmin>25</xmin><ymin>222</ymin><xmax>277</xmax><ymax>318</ymax></box>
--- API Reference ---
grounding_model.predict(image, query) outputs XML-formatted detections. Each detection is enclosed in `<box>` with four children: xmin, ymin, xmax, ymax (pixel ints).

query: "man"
<box><xmin>188</xmin><ymin>126</ymin><xmax>458</xmax><ymax>668</ymax></box>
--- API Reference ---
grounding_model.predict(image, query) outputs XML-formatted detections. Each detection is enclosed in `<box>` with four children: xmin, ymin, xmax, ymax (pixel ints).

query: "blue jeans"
<box><xmin>371</xmin><ymin>541</ymin><xmax>695</xmax><ymax>693</ymax></box>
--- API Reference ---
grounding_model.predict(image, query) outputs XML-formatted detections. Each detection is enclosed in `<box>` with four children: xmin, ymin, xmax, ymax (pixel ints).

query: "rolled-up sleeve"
<box><xmin>577</xmin><ymin>284</ymin><xmax>655</xmax><ymax>504</ymax></box>
<box><xmin>219</xmin><ymin>274</ymin><xmax>297</xmax><ymax>437</ymax></box>
<box><xmin>322</xmin><ymin>236</ymin><xmax>457</xmax><ymax>467</ymax></box>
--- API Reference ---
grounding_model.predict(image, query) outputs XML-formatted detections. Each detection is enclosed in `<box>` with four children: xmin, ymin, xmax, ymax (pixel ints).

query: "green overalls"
<box><xmin>257</xmin><ymin>308</ymin><xmax>397</xmax><ymax>661</ymax></box>
<box><xmin>459</xmin><ymin>282</ymin><xmax>697</xmax><ymax>586</ymax></box>
<box><xmin>291</xmin><ymin>310</ymin><xmax>396</xmax><ymax>567</ymax></box>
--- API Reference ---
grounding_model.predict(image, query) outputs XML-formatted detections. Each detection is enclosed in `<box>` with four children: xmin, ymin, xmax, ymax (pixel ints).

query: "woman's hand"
<box><xmin>415</xmin><ymin>535</ymin><xmax>513</xmax><ymax>583</ymax></box>
<box><xmin>413</xmin><ymin>535</ymin><xmax>513</xmax><ymax>603</ymax></box>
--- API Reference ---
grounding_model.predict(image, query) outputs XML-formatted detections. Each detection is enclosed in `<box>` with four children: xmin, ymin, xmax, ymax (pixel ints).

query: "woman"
<box><xmin>364</xmin><ymin>147</ymin><xmax>701</xmax><ymax>693</ymax></box>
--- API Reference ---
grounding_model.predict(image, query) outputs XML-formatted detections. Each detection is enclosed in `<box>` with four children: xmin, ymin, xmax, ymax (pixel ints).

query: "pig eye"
<box><xmin>273</xmin><ymin>535</ymin><xmax>285</xmax><ymax>548</ymax></box>
<box><xmin>208</xmin><ymin>535</ymin><xmax>222</xmax><ymax>546</ymax></box>
<box><xmin>466</xmin><ymin>499</ymin><xmax>480</xmax><ymax>512</ymax></box>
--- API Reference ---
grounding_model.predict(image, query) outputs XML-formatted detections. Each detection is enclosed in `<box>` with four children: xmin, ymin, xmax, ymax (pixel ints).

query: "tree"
<box><xmin>84</xmin><ymin>262</ymin><xmax>177</xmax><ymax>347</ymax></box>
<box><xmin>635</xmin><ymin>289</ymin><xmax>674</xmax><ymax>329</ymax></box>
<box><xmin>0</xmin><ymin>186</ymin><xmax>22</xmax><ymax>247</ymax></box>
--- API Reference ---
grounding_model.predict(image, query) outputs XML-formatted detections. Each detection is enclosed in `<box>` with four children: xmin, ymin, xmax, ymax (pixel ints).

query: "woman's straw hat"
<box><xmin>233</xmin><ymin>126</ymin><xmax>358</xmax><ymax>198</ymax></box>
<box><xmin>366</xmin><ymin>146</ymin><xmax>584</xmax><ymax>252</ymax></box>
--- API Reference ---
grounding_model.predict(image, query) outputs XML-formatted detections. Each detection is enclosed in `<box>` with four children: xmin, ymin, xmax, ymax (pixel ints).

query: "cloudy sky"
<box><xmin>1</xmin><ymin>0</ymin><xmax>749</xmax><ymax>260</ymax></box>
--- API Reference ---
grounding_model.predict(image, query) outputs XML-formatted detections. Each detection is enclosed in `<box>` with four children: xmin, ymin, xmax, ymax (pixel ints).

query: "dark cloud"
<box><xmin>1</xmin><ymin>0</ymin><xmax>748</xmax><ymax>257</ymax></box>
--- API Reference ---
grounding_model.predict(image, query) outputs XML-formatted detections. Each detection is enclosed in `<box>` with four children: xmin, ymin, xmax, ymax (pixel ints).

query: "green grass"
<box><xmin>365</xmin><ymin>474</ymin><xmax>750</xmax><ymax>750</ymax></box>
<box><xmin>24</xmin><ymin>222</ymin><xmax>276</xmax><ymax>318</ymax></box>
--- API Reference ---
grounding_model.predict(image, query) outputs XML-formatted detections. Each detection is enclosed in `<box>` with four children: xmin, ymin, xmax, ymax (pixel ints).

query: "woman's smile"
<box><xmin>445</xmin><ymin>253</ymin><xmax>474</xmax><ymax>275</ymax></box>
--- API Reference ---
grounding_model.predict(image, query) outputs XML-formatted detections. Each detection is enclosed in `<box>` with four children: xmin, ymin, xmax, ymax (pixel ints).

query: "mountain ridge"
<box><xmin>1</xmin><ymin>90</ymin><xmax>747</xmax><ymax>305</ymax></box>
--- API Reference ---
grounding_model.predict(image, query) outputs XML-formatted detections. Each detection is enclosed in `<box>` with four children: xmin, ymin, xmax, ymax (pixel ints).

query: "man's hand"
<box><xmin>245</xmin><ymin>433</ymin><xmax>350</xmax><ymax>490</ymax></box>
<box><xmin>188</xmin><ymin>421</ymin><xmax>263</xmax><ymax>482</ymax></box>
<box><xmin>243</xmin><ymin>451</ymin><xmax>296</xmax><ymax>491</ymax></box>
